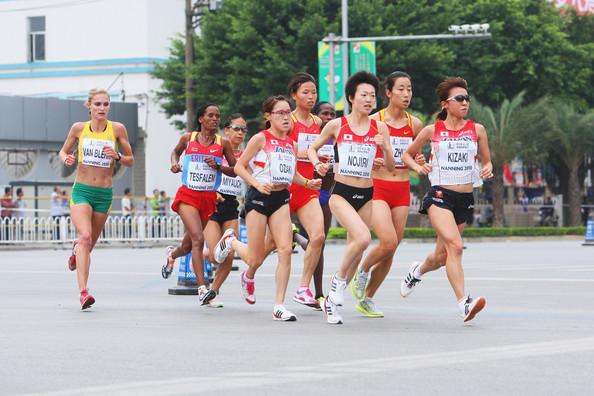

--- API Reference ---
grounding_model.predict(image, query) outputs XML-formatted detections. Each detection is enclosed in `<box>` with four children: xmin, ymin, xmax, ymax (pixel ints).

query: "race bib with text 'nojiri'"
<box><xmin>337</xmin><ymin>142</ymin><xmax>376</xmax><ymax>178</ymax></box>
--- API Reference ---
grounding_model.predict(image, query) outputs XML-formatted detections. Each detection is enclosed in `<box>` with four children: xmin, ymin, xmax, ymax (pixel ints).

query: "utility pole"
<box><xmin>341</xmin><ymin>0</ymin><xmax>349</xmax><ymax>115</ymax></box>
<box><xmin>184</xmin><ymin>0</ymin><xmax>223</xmax><ymax>133</ymax></box>
<box><xmin>184</xmin><ymin>0</ymin><xmax>195</xmax><ymax>132</ymax></box>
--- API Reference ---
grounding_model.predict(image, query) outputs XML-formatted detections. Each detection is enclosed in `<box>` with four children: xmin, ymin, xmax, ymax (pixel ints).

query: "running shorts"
<box><xmin>245</xmin><ymin>187</ymin><xmax>290</xmax><ymax>218</ymax></box>
<box><xmin>372</xmin><ymin>179</ymin><xmax>411</xmax><ymax>208</ymax></box>
<box><xmin>209</xmin><ymin>194</ymin><xmax>239</xmax><ymax>225</ymax></box>
<box><xmin>70</xmin><ymin>182</ymin><xmax>112</xmax><ymax>213</ymax></box>
<box><xmin>419</xmin><ymin>186</ymin><xmax>474</xmax><ymax>225</ymax></box>
<box><xmin>288</xmin><ymin>183</ymin><xmax>320</xmax><ymax>213</ymax></box>
<box><xmin>171</xmin><ymin>185</ymin><xmax>217</xmax><ymax>224</ymax></box>
<box><xmin>331</xmin><ymin>181</ymin><xmax>373</xmax><ymax>212</ymax></box>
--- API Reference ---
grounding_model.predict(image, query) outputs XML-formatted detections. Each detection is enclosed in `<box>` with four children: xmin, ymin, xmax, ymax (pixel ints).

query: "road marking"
<box><xmin>20</xmin><ymin>336</ymin><xmax>594</xmax><ymax>395</ymax></box>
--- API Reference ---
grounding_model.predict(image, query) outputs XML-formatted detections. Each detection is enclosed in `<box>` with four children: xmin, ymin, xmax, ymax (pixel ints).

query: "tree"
<box><xmin>469</xmin><ymin>92</ymin><xmax>547</xmax><ymax>226</ymax></box>
<box><xmin>544</xmin><ymin>102</ymin><xmax>594</xmax><ymax>226</ymax></box>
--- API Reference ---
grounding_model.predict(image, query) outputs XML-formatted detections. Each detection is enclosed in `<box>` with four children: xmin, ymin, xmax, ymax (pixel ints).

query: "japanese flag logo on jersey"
<box><xmin>271</xmin><ymin>139</ymin><xmax>278</xmax><ymax>145</ymax></box>
<box><xmin>343</xmin><ymin>134</ymin><xmax>353</xmax><ymax>141</ymax></box>
<box><xmin>440</xmin><ymin>131</ymin><xmax>449</xmax><ymax>137</ymax></box>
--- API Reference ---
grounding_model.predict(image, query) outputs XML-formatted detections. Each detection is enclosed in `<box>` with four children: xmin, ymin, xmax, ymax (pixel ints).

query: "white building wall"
<box><xmin>0</xmin><ymin>0</ymin><xmax>186</xmax><ymax>197</ymax></box>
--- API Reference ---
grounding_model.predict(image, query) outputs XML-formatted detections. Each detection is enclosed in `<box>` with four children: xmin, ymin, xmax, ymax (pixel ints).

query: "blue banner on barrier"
<box><xmin>178</xmin><ymin>253</ymin><xmax>212</xmax><ymax>282</ymax></box>
<box><xmin>239</xmin><ymin>221</ymin><xmax>248</xmax><ymax>244</ymax></box>
<box><xmin>586</xmin><ymin>219</ymin><xmax>594</xmax><ymax>242</ymax></box>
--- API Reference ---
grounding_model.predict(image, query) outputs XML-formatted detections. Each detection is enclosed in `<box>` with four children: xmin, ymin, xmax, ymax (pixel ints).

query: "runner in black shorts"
<box><xmin>400</xmin><ymin>76</ymin><xmax>493</xmax><ymax>323</ymax></box>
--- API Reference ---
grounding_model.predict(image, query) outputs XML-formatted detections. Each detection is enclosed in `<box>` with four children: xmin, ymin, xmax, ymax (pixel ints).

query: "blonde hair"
<box><xmin>86</xmin><ymin>88</ymin><xmax>110</xmax><ymax>107</ymax></box>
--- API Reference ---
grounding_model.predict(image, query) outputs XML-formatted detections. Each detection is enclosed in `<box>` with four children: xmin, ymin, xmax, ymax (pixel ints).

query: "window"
<box><xmin>28</xmin><ymin>16</ymin><xmax>45</xmax><ymax>62</ymax></box>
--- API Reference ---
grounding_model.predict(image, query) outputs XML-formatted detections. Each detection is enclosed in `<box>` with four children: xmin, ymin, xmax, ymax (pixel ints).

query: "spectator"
<box><xmin>150</xmin><ymin>189</ymin><xmax>160</xmax><ymax>216</ymax></box>
<box><xmin>1</xmin><ymin>187</ymin><xmax>16</xmax><ymax>240</ymax></box>
<box><xmin>517</xmin><ymin>189</ymin><xmax>529</xmax><ymax>213</ymax></box>
<box><xmin>121</xmin><ymin>188</ymin><xmax>134</xmax><ymax>238</ymax></box>
<box><xmin>14</xmin><ymin>188</ymin><xmax>26</xmax><ymax>239</ymax></box>
<box><xmin>150</xmin><ymin>188</ymin><xmax>160</xmax><ymax>237</ymax></box>
<box><xmin>50</xmin><ymin>186</ymin><xmax>63</xmax><ymax>240</ymax></box>
<box><xmin>159</xmin><ymin>190</ymin><xmax>169</xmax><ymax>217</ymax></box>
<box><xmin>61</xmin><ymin>190</ymin><xmax>70</xmax><ymax>217</ymax></box>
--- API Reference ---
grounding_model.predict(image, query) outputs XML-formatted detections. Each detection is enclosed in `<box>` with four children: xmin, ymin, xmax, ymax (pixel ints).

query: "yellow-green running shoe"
<box><xmin>355</xmin><ymin>298</ymin><xmax>384</xmax><ymax>318</ymax></box>
<box><xmin>350</xmin><ymin>267</ymin><xmax>368</xmax><ymax>301</ymax></box>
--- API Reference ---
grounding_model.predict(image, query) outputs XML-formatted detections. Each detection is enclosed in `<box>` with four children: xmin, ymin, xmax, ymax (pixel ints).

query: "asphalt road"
<box><xmin>1</xmin><ymin>239</ymin><xmax>593</xmax><ymax>395</ymax></box>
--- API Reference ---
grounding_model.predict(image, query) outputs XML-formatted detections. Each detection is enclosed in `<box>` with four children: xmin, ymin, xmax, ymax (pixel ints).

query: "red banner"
<box><xmin>553</xmin><ymin>0</ymin><xmax>594</xmax><ymax>15</ymax></box>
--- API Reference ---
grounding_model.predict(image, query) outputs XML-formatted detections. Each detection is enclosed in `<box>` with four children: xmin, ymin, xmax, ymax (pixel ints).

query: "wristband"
<box><xmin>303</xmin><ymin>179</ymin><xmax>309</xmax><ymax>187</ymax></box>
<box><xmin>115</xmin><ymin>152</ymin><xmax>122</xmax><ymax>162</ymax></box>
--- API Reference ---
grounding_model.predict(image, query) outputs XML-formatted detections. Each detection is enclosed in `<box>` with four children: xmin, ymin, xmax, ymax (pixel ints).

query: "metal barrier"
<box><xmin>0</xmin><ymin>215</ymin><xmax>185</xmax><ymax>244</ymax></box>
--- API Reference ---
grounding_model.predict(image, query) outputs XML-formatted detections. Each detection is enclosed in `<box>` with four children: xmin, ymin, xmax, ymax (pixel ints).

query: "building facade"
<box><xmin>0</xmin><ymin>0</ymin><xmax>187</xmax><ymax>198</ymax></box>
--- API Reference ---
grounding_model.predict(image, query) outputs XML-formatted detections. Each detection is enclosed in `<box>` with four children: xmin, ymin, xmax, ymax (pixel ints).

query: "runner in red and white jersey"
<box><xmin>216</xmin><ymin>95</ymin><xmax>321</xmax><ymax>322</ymax></box>
<box><xmin>400</xmin><ymin>77</ymin><xmax>493</xmax><ymax>323</ymax></box>
<box><xmin>286</xmin><ymin>72</ymin><xmax>330</xmax><ymax>309</ymax></box>
<box><xmin>350</xmin><ymin>71</ymin><xmax>424</xmax><ymax>318</ymax></box>
<box><xmin>308</xmin><ymin>71</ymin><xmax>395</xmax><ymax>324</ymax></box>
<box><xmin>165</xmin><ymin>103</ymin><xmax>237</xmax><ymax>306</ymax></box>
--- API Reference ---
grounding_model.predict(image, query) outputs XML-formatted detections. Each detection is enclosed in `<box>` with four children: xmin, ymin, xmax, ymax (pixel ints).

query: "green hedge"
<box><xmin>325</xmin><ymin>226</ymin><xmax>586</xmax><ymax>239</ymax></box>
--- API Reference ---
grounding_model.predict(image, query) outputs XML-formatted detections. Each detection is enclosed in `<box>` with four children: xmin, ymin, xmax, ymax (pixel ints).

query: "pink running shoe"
<box><xmin>293</xmin><ymin>287</ymin><xmax>320</xmax><ymax>309</ymax></box>
<box><xmin>68</xmin><ymin>240</ymin><xmax>78</xmax><ymax>271</ymax></box>
<box><xmin>80</xmin><ymin>289</ymin><xmax>95</xmax><ymax>310</ymax></box>
<box><xmin>240</xmin><ymin>271</ymin><xmax>256</xmax><ymax>305</ymax></box>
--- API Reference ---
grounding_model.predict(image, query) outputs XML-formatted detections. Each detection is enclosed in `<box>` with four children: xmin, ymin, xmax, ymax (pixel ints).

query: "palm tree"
<box><xmin>470</xmin><ymin>92</ymin><xmax>545</xmax><ymax>226</ymax></box>
<box><xmin>545</xmin><ymin>103</ymin><xmax>594</xmax><ymax>226</ymax></box>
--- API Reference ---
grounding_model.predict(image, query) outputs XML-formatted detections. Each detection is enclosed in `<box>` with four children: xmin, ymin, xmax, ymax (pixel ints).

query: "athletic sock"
<box><xmin>413</xmin><ymin>264</ymin><xmax>423</xmax><ymax>279</ymax></box>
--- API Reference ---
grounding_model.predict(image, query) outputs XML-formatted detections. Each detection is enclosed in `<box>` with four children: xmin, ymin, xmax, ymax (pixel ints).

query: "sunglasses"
<box><xmin>446</xmin><ymin>95</ymin><xmax>470</xmax><ymax>103</ymax></box>
<box><xmin>270</xmin><ymin>110</ymin><xmax>292</xmax><ymax>117</ymax></box>
<box><xmin>229</xmin><ymin>125</ymin><xmax>248</xmax><ymax>132</ymax></box>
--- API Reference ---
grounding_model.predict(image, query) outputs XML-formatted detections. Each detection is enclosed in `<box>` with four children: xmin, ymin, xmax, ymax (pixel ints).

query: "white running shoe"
<box><xmin>214</xmin><ymin>228</ymin><xmax>236</xmax><ymax>264</ymax></box>
<box><xmin>198</xmin><ymin>285</ymin><xmax>216</xmax><ymax>306</ymax></box>
<box><xmin>328</xmin><ymin>273</ymin><xmax>347</xmax><ymax>306</ymax></box>
<box><xmin>350</xmin><ymin>267</ymin><xmax>368</xmax><ymax>301</ymax></box>
<box><xmin>321</xmin><ymin>297</ymin><xmax>343</xmax><ymax>324</ymax></box>
<box><xmin>272</xmin><ymin>305</ymin><xmax>297</xmax><ymax>321</ymax></box>
<box><xmin>462</xmin><ymin>295</ymin><xmax>486</xmax><ymax>322</ymax></box>
<box><xmin>207</xmin><ymin>296</ymin><xmax>224</xmax><ymax>308</ymax></box>
<box><xmin>400</xmin><ymin>262</ymin><xmax>422</xmax><ymax>298</ymax></box>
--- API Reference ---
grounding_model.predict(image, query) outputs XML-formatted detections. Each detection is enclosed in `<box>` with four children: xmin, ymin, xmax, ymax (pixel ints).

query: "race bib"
<box><xmin>81</xmin><ymin>139</ymin><xmax>115</xmax><ymax>168</ymax></box>
<box><xmin>270</xmin><ymin>149</ymin><xmax>295</xmax><ymax>184</ymax></box>
<box><xmin>218</xmin><ymin>173</ymin><xmax>244</xmax><ymax>196</ymax></box>
<box><xmin>437</xmin><ymin>140</ymin><xmax>475</xmax><ymax>173</ymax></box>
<box><xmin>390</xmin><ymin>136</ymin><xmax>413</xmax><ymax>167</ymax></box>
<box><xmin>337</xmin><ymin>142</ymin><xmax>376</xmax><ymax>178</ymax></box>
<box><xmin>182</xmin><ymin>154</ymin><xmax>221</xmax><ymax>191</ymax></box>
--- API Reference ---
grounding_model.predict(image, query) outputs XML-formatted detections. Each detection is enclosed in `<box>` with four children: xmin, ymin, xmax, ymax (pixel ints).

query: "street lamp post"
<box><xmin>323</xmin><ymin>23</ymin><xmax>492</xmax><ymax>112</ymax></box>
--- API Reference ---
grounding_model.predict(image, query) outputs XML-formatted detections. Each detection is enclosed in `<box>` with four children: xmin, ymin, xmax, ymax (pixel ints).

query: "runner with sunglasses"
<box><xmin>163</xmin><ymin>113</ymin><xmax>247</xmax><ymax>308</ymax></box>
<box><xmin>164</xmin><ymin>103</ymin><xmax>237</xmax><ymax>306</ymax></box>
<box><xmin>218</xmin><ymin>96</ymin><xmax>321</xmax><ymax>321</ymax></box>
<box><xmin>400</xmin><ymin>77</ymin><xmax>493</xmax><ymax>322</ymax></box>
<box><xmin>350</xmin><ymin>71</ymin><xmax>423</xmax><ymax>318</ymax></box>
<box><xmin>60</xmin><ymin>88</ymin><xmax>134</xmax><ymax>309</ymax></box>
<box><xmin>309</xmin><ymin>71</ymin><xmax>395</xmax><ymax>324</ymax></box>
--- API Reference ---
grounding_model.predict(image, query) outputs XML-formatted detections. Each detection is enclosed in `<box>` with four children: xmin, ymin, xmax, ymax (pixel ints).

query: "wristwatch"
<box><xmin>115</xmin><ymin>152</ymin><xmax>122</xmax><ymax>161</ymax></box>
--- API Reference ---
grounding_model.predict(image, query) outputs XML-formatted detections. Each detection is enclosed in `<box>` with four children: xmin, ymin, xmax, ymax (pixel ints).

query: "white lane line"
<box><xmin>1</xmin><ymin>270</ymin><xmax>594</xmax><ymax>283</ymax></box>
<box><xmin>19</xmin><ymin>336</ymin><xmax>594</xmax><ymax>396</ymax></box>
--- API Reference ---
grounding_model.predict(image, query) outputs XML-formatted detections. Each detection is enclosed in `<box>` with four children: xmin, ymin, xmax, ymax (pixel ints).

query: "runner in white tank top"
<box><xmin>401</xmin><ymin>77</ymin><xmax>493</xmax><ymax>323</ymax></box>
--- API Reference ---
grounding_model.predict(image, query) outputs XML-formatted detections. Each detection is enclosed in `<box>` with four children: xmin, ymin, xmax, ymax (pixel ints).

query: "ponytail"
<box><xmin>437</xmin><ymin>108</ymin><xmax>448</xmax><ymax>120</ymax></box>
